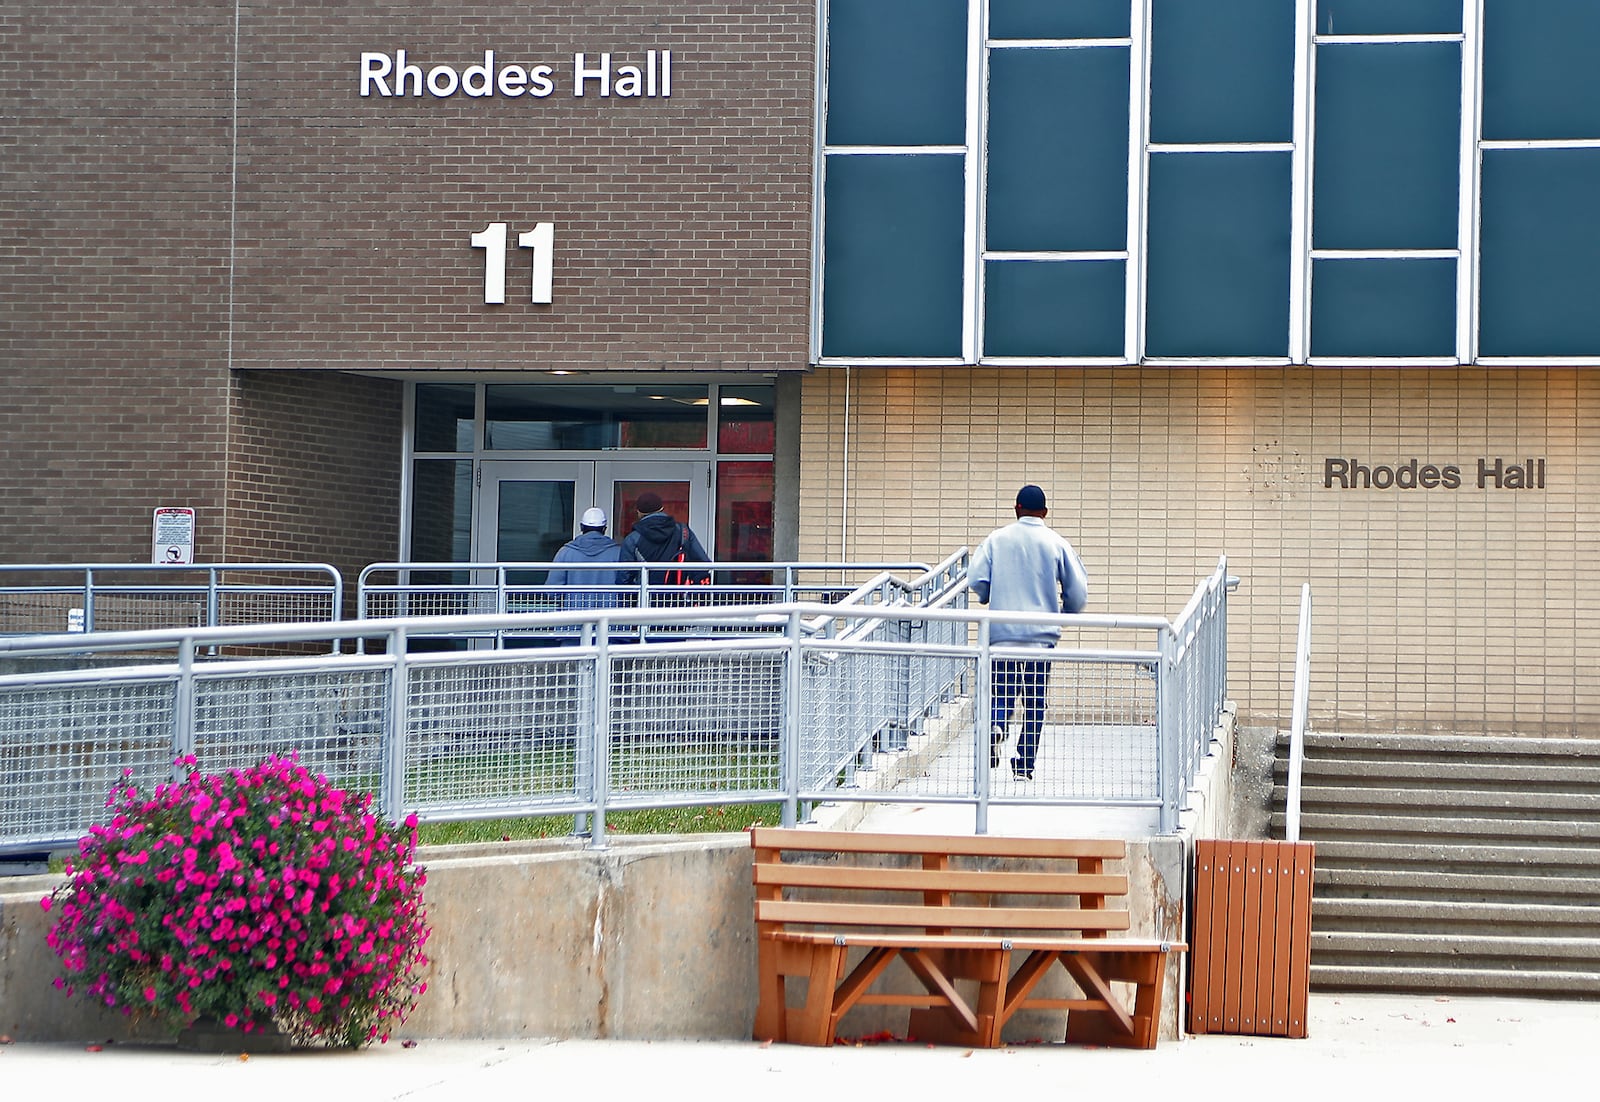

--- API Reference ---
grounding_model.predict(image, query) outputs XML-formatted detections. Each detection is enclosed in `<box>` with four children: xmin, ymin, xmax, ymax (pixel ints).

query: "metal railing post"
<box><xmin>1157</xmin><ymin>625</ymin><xmax>1180</xmax><ymax>834</ymax></box>
<box><xmin>172</xmin><ymin>635</ymin><xmax>196</xmax><ymax>781</ymax></box>
<box><xmin>382</xmin><ymin>626</ymin><xmax>408</xmax><ymax>823</ymax></box>
<box><xmin>975</xmin><ymin>619</ymin><xmax>992</xmax><ymax>835</ymax></box>
<box><xmin>590</xmin><ymin>625</ymin><xmax>612</xmax><ymax>848</ymax></box>
<box><xmin>782</xmin><ymin>608</ymin><xmax>803</xmax><ymax>827</ymax></box>
<box><xmin>82</xmin><ymin>567</ymin><xmax>96</xmax><ymax>634</ymax></box>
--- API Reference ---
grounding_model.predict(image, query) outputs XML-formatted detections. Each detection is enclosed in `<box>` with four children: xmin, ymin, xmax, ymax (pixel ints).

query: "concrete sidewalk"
<box><xmin>1</xmin><ymin>993</ymin><xmax>1592</xmax><ymax>1100</ymax></box>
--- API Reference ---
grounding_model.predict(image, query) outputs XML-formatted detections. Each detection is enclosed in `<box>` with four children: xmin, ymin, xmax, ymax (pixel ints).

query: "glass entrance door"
<box><xmin>476</xmin><ymin>460</ymin><xmax>711</xmax><ymax>573</ymax></box>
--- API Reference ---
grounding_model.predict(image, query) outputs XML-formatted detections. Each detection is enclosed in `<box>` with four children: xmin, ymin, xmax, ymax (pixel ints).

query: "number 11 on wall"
<box><xmin>471</xmin><ymin>222</ymin><xmax>555</xmax><ymax>304</ymax></box>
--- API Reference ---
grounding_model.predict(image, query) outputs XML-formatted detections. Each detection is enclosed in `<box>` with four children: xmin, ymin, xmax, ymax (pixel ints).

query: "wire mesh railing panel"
<box><xmin>798</xmin><ymin>647</ymin><xmax>895</xmax><ymax>790</ymax></box>
<box><xmin>405</xmin><ymin>655</ymin><xmax>591</xmax><ymax>811</ymax></box>
<box><xmin>607</xmin><ymin>650</ymin><xmax>784</xmax><ymax>799</ymax></box>
<box><xmin>218</xmin><ymin>591</ymin><xmax>339</xmax><ymax>628</ymax></box>
<box><xmin>191</xmin><ymin>669</ymin><xmax>389</xmax><ymax>792</ymax></box>
<box><xmin>83</xmin><ymin>593</ymin><xmax>207</xmax><ymax>634</ymax></box>
<box><xmin>0</xmin><ymin>680</ymin><xmax>177</xmax><ymax>849</ymax></box>
<box><xmin>0</xmin><ymin>592</ymin><xmax>82</xmax><ymax>636</ymax></box>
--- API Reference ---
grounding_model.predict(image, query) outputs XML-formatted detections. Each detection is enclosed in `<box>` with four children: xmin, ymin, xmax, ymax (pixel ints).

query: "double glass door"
<box><xmin>476</xmin><ymin>460</ymin><xmax>711</xmax><ymax>578</ymax></box>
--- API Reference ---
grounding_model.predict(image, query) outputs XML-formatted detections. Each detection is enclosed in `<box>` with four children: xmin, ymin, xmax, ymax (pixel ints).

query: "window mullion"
<box><xmin>1288</xmin><ymin>0</ymin><xmax>1314</xmax><ymax>364</ymax></box>
<box><xmin>1459</xmin><ymin>0</ymin><xmax>1484</xmax><ymax>364</ymax></box>
<box><xmin>1127</xmin><ymin>0</ymin><xmax>1149</xmax><ymax>364</ymax></box>
<box><xmin>964</xmin><ymin>0</ymin><xmax>984</xmax><ymax>363</ymax></box>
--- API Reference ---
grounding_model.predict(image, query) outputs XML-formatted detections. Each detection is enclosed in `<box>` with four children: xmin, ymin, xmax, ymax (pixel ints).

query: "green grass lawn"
<box><xmin>416</xmin><ymin>801</ymin><xmax>781</xmax><ymax>845</ymax></box>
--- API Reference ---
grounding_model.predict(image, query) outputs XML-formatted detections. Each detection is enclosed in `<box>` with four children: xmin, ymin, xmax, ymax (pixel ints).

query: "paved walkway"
<box><xmin>3</xmin><ymin>993</ymin><xmax>1593</xmax><ymax>1099</ymax></box>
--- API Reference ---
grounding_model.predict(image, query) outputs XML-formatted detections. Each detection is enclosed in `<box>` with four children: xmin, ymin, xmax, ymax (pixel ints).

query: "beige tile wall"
<box><xmin>798</xmin><ymin>367</ymin><xmax>1600</xmax><ymax>737</ymax></box>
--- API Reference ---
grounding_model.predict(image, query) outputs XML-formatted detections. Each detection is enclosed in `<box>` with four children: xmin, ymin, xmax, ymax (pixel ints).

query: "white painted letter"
<box><xmin>519</xmin><ymin>223</ymin><xmax>555</xmax><ymax>304</ymax></box>
<box><xmin>463</xmin><ymin>51</ymin><xmax>494</xmax><ymax>97</ymax></box>
<box><xmin>497</xmin><ymin>64</ymin><xmax>528</xmax><ymax>97</ymax></box>
<box><xmin>472</xmin><ymin>222</ymin><xmax>508</xmax><ymax>305</ymax></box>
<box><xmin>427</xmin><ymin>65</ymin><xmax>460</xmax><ymax>97</ymax></box>
<box><xmin>528</xmin><ymin>65</ymin><xmax>555</xmax><ymax>97</ymax></box>
<box><xmin>574</xmin><ymin>52</ymin><xmax>611</xmax><ymax>97</ymax></box>
<box><xmin>360</xmin><ymin>53</ymin><xmax>392</xmax><ymax>97</ymax></box>
<box><xmin>395</xmin><ymin>49</ymin><xmax>423</xmax><ymax>97</ymax></box>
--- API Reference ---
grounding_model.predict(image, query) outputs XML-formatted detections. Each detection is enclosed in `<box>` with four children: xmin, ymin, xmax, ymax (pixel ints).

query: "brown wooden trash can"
<box><xmin>1188</xmin><ymin>839</ymin><xmax>1315</xmax><ymax>1038</ymax></box>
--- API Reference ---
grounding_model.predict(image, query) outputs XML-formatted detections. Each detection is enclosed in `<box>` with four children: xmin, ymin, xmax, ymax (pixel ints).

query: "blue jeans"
<box><xmin>991</xmin><ymin>656</ymin><xmax>1049</xmax><ymax>772</ymax></box>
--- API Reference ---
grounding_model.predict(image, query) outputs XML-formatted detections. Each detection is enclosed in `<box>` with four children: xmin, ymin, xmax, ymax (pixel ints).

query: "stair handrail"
<box><xmin>1285</xmin><ymin>582</ymin><xmax>1313</xmax><ymax>843</ymax></box>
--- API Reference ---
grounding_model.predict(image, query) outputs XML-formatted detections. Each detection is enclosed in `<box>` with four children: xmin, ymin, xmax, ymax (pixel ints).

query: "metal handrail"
<box><xmin>0</xmin><ymin>560</ymin><xmax>1233</xmax><ymax>854</ymax></box>
<box><xmin>356</xmin><ymin>560</ymin><xmax>932</xmax><ymax>613</ymax></box>
<box><xmin>0</xmin><ymin>562</ymin><xmax>344</xmax><ymax>639</ymax></box>
<box><xmin>1285</xmin><ymin>583</ymin><xmax>1313</xmax><ymax>843</ymax></box>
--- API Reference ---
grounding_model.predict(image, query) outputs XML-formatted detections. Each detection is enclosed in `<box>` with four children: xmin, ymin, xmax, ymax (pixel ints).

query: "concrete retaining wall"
<box><xmin>0</xmin><ymin>831</ymin><xmax>1189</xmax><ymax>1044</ymax></box>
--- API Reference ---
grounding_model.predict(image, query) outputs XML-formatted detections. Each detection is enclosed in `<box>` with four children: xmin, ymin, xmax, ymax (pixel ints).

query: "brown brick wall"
<box><xmin>224</xmin><ymin>371</ymin><xmax>404</xmax><ymax>590</ymax></box>
<box><xmin>0</xmin><ymin>2</ymin><xmax>236</xmax><ymax>562</ymax></box>
<box><xmin>228</xmin><ymin>3</ymin><xmax>816</xmax><ymax>373</ymax></box>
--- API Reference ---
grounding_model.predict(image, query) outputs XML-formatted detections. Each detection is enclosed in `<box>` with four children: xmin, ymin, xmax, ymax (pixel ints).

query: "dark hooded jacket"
<box><xmin>621</xmin><ymin>512</ymin><xmax>710</xmax><ymax>585</ymax></box>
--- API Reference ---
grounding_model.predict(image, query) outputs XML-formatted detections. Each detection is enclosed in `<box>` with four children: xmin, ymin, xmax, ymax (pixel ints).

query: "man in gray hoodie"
<box><xmin>547</xmin><ymin>507</ymin><xmax>627</xmax><ymax>610</ymax></box>
<box><xmin>967</xmin><ymin>484</ymin><xmax>1089</xmax><ymax>780</ymax></box>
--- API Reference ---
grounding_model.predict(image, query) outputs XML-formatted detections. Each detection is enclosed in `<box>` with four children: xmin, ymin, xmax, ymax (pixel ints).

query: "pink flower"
<box><xmin>39</xmin><ymin>896</ymin><xmax>52</xmax><ymax>913</ymax></box>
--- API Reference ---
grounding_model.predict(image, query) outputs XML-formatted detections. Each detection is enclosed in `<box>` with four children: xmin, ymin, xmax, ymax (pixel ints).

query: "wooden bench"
<box><xmin>751</xmin><ymin>828</ymin><xmax>1186</xmax><ymax>1049</ymax></box>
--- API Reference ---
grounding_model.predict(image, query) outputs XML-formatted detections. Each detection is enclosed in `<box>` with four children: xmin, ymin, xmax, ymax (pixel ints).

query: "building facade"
<box><xmin>5</xmin><ymin>2</ymin><xmax>1599</xmax><ymax>735</ymax></box>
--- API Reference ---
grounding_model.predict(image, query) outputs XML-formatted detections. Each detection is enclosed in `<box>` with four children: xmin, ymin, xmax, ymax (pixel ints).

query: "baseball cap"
<box><xmin>1016</xmin><ymin>484</ymin><xmax>1047</xmax><ymax>511</ymax></box>
<box><xmin>581</xmin><ymin>507</ymin><xmax>607</xmax><ymax>528</ymax></box>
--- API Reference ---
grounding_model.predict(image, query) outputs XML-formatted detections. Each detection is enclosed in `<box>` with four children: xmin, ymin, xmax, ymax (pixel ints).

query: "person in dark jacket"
<box><xmin>621</xmin><ymin>492</ymin><xmax>710</xmax><ymax>585</ymax></box>
<box><xmin>546</xmin><ymin>507</ymin><xmax>627</xmax><ymax>609</ymax></box>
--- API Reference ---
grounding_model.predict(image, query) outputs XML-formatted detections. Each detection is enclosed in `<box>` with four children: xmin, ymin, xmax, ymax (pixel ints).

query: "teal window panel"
<box><xmin>1313</xmin><ymin>43</ymin><xmax>1460</xmax><ymax>250</ymax></box>
<box><xmin>825</xmin><ymin>0</ymin><xmax>967</xmax><ymax>146</ymax></box>
<box><xmin>1150</xmin><ymin>0</ymin><xmax>1294</xmax><ymax>144</ymax></box>
<box><xmin>821</xmin><ymin>154</ymin><xmax>966</xmax><ymax>358</ymax></box>
<box><xmin>1483</xmin><ymin>0</ymin><xmax>1600</xmax><ymax>141</ymax></box>
<box><xmin>1480</xmin><ymin>148</ymin><xmax>1600</xmax><ymax>357</ymax></box>
<box><xmin>990</xmin><ymin>0</ymin><xmax>1130</xmax><ymax>40</ymax></box>
<box><xmin>986</xmin><ymin>47</ymin><xmax>1128</xmax><ymax>252</ymax></box>
<box><xmin>984</xmin><ymin>259</ymin><xmax>1124</xmax><ymax>358</ymax></box>
<box><xmin>1310</xmin><ymin>258</ymin><xmax>1456</xmax><ymax>358</ymax></box>
<box><xmin>1146</xmin><ymin>152</ymin><xmax>1292</xmax><ymax>358</ymax></box>
<box><xmin>1314</xmin><ymin>0</ymin><xmax>1461</xmax><ymax>36</ymax></box>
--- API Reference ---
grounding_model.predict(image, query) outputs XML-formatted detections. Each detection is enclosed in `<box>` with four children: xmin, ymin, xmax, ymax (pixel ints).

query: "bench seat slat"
<box><xmin>758</xmin><ymin>899</ymin><xmax>1132</xmax><ymax>931</ymax></box>
<box><xmin>766</xmin><ymin>931</ymin><xmax>1185</xmax><ymax>953</ymax></box>
<box><xmin>754</xmin><ymin>863</ymin><xmax>1127</xmax><ymax>897</ymax></box>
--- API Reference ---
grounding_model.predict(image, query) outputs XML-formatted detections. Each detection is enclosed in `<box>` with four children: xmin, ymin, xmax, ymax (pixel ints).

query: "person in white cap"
<box><xmin>547</xmin><ymin>506</ymin><xmax>626</xmax><ymax>610</ymax></box>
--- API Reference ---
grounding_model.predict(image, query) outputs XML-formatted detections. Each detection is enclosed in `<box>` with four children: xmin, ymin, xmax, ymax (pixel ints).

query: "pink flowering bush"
<box><xmin>42</xmin><ymin>755</ymin><xmax>430</xmax><ymax>1048</ymax></box>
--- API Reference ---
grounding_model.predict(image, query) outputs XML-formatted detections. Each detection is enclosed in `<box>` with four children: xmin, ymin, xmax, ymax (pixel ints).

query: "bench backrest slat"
<box><xmin>753</xmin><ymin>863</ymin><xmax>1126</xmax><ymax>898</ymax></box>
<box><xmin>752</xmin><ymin>829</ymin><xmax>1134</xmax><ymax>942</ymax></box>
<box><xmin>751</xmin><ymin>828</ymin><xmax>1125</xmax><ymax>861</ymax></box>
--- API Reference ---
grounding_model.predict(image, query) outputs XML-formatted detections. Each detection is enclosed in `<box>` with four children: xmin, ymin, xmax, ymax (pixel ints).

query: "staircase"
<box><xmin>1273</xmin><ymin>731</ymin><xmax>1600</xmax><ymax>997</ymax></box>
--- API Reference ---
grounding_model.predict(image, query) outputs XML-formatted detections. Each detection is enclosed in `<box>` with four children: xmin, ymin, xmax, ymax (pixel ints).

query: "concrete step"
<box><xmin>1276</xmin><ymin>756</ymin><xmax>1600</xmax><ymax>794</ymax></box>
<box><xmin>1312</xmin><ymin>897</ymin><xmax>1600</xmax><ymax>937</ymax></box>
<box><xmin>1308</xmin><ymin>840</ymin><xmax>1600</xmax><ymax>876</ymax></box>
<box><xmin>1284</xmin><ymin>732</ymin><xmax>1600</xmax><ymax>766</ymax></box>
<box><xmin>1312</xmin><ymin>931</ymin><xmax>1600</xmax><ymax>971</ymax></box>
<box><xmin>1309</xmin><ymin>963</ymin><xmax>1600</xmax><ymax>996</ymax></box>
<box><xmin>1274</xmin><ymin>811</ymin><xmax>1598</xmax><ymax>845</ymax></box>
<box><xmin>1314</xmin><ymin>864</ymin><xmax>1600</xmax><ymax>905</ymax></box>
<box><xmin>1275</xmin><ymin>783</ymin><xmax>1600</xmax><ymax>820</ymax></box>
<box><xmin>1275</xmin><ymin>731</ymin><xmax>1600</xmax><ymax>998</ymax></box>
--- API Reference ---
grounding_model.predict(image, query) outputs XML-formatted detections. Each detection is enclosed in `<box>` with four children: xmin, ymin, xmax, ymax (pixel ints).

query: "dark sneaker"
<box><xmin>1010</xmin><ymin>758</ymin><xmax>1034</xmax><ymax>781</ymax></box>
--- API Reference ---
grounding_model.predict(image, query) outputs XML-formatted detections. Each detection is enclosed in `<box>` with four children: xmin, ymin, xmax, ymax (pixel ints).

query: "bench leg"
<box><xmin>754</xmin><ymin>938</ymin><xmax>786</xmax><ymax>1042</ymax></box>
<box><xmin>787</xmin><ymin>943</ymin><xmax>848</xmax><ymax>1046</ymax></box>
<box><xmin>906</xmin><ymin>948</ymin><xmax>1007</xmax><ymax>1048</ymax></box>
<box><xmin>1062</xmin><ymin>950</ymin><xmax>1168</xmax><ymax>1050</ymax></box>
